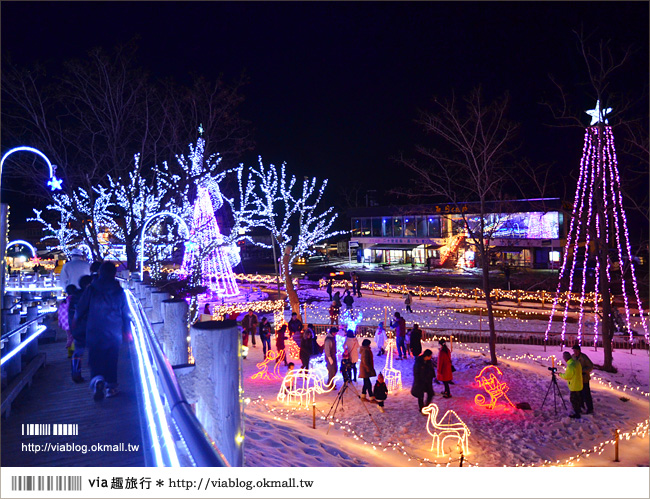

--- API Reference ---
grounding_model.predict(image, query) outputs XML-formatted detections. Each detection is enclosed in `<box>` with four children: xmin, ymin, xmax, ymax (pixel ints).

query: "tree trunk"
<box><xmin>481</xmin><ymin>250</ymin><xmax>498</xmax><ymax>365</ymax></box>
<box><xmin>596</xmin><ymin>207</ymin><xmax>615</xmax><ymax>371</ymax></box>
<box><xmin>125</xmin><ymin>236</ymin><xmax>137</xmax><ymax>272</ymax></box>
<box><xmin>282</xmin><ymin>247</ymin><xmax>302</xmax><ymax>321</ymax></box>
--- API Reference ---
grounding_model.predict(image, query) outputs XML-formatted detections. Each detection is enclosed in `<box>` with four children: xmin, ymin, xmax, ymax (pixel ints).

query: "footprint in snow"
<box><xmin>320</xmin><ymin>443</ymin><xmax>349</xmax><ymax>459</ymax></box>
<box><xmin>298</xmin><ymin>435</ymin><xmax>319</xmax><ymax>446</ymax></box>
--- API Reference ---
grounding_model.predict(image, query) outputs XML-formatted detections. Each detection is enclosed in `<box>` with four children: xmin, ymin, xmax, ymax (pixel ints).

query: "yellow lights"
<box><xmin>474</xmin><ymin>365</ymin><xmax>515</xmax><ymax>410</ymax></box>
<box><xmin>382</xmin><ymin>339</ymin><xmax>403</xmax><ymax>391</ymax></box>
<box><xmin>277</xmin><ymin>368</ymin><xmax>334</xmax><ymax>408</ymax></box>
<box><xmin>211</xmin><ymin>299</ymin><xmax>285</xmax><ymax>331</ymax></box>
<box><xmin>251</xmin><ymin>350</ymin><xmax>286</xmax><ymax>381</ymax></box>
<box><xmin>235</xmin><ymin>433</ymin><xmax>245</xmax><ymax>444</ymax></box>
<box><xmin>421</xmin><ymin>404</ymin><xmax>470</xmax><ymax>457</ymax></box>
<box><xmin>284</xmin><ymin>338</ymin><xmax>300</xmax><ymax>360</ymax></box>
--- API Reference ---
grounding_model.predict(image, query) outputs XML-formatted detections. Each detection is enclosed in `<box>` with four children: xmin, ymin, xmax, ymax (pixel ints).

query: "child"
<box><xmin>404</xmin><ymin>328</ymin><xmax>412</xmax><ymax>359</ymax></box>
<box><xmin>374</xmin><ymin>373</ymin><xmax>389</xmax><ymax>412</ymax></box>
<box><xmin>374</xmin><ymin>322</ymin><xmax>387</xmax><ymax>356</ymax></box>
<box><xmin>282</xmin><ymin>363</ymin><xmax>295</xmax><ymax>394</ymax></box>
<box><xmin>405</xmin><ymin>292</ymin><xmax>413</xmax><ymax>313</ymax></box>
<box><xmin>275</xmin><ymin>324</ymin><xmax>288</xmax><ymax>366</ymax></box>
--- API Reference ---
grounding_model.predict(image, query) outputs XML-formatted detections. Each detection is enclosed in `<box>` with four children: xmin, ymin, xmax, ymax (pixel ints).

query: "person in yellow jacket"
<box><xmin>560</xmin><ymin>351</ymin><xmax>583</xmax><ymax>419</ymax></box>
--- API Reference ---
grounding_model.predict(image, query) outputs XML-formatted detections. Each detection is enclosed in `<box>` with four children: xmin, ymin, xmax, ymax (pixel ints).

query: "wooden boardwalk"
<box><xmin>1</xmin><ymin>336</ymin><xmax>145</xmax><ymax>467</ymax></box>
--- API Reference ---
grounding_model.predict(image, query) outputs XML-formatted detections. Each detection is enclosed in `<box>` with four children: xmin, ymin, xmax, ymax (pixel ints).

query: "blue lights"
<box><xmin>1</xmin><ymin>326</ymin><xmax>47</xmax><ymax>366</ymax></box>
<box><xmin>0</xmin><ymin>146</ymin><xmax>62</xmax><ymax>192</ymax></box>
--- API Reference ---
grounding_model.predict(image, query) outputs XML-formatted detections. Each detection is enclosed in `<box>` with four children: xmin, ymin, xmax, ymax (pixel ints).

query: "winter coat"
<box><xmin>575</xmin><ymin>352</ymin><xmax>594</xmax><ymax>383</ymax></box>
<box><xmin>405</xmin><ymin>294</ymin><xmax>412</xmax><ymax>306</ymax></box>
<box><xmin>75</xmin><ymin>276</ymin><xmax>131</xmax><ymax>348</ymax></box>
<box><xmin>560</xmin><ymin>358</ymin><xmax>583</xmax><ymax>392</ymax></box>
<box><xmin>333</xmin><ymin>292</ymin><xmax>342</xmax><ymax>308</ymax></box>
<box><xmin>241</xmin><ymin>313</ymin><xmax>258</xmax><ymax>332</ymax></box>
<box><xmin>374</xmin><ymin>381</ymin><xmax>388</xmax><ymax>401</ymax></box>
<box><xmin>344</xmin><ymin>337</ymin><xmax>360</xmax><ymax>364</ymax></box>
<box><xmin>58</xmin><ymin>297</ymin><xmax>71</xmax><ymax>330</ymax></box>
<box><xmin>300</xmin><ymin>329</ymin><xmax>313</xmax><ymax>359</ymax></box>
<box><xmin>343</xmin><ymin>294</ymin><xmax>354</xmax><ymax>308</ymax></box>
<box><xmin>259</xmin><ymin>321</ymin><xmax>272</xmax><ymax>339</ymax></box>
<box><xmin>326</xmin><ymin>281</ymin><xmax>333</xmax><ymax>295</ymax></box>
<box><xmin>411</xmin><ymin>354</ymin><xmax>435</xmax><ymax>397</ymax></box>
<box><xmin>67</xmin><ymin>290</ymin><xmax>82</xmax><ymax>334</ymax></box>
<box><xmin>391</xmin><ymin>317</ymin><xmax>407</xmax><ymax>337</ymax></box>
<box><xmin>358</xmin><ymin>345</ymin><xmax>376</xmax><ymax>378</ymax></box>
<box><xmin>323</xmin><ymin>333</ymin><xmax>337</xmax><ymax>367</ymax></box>
<box><xmin>437</xmin><ymin>347</ymin><xmax>453</xmax><ymax>382</ymax></box>
<box><xmin>374</xmin><ymin>327</ymin><xmax>387</xmax><ymax>350</ymax></box>
<box><xmin>288</xmin><ymin>318</ymin><xmax>303</xmax><ymax>334</ymax></box>
<box><xmin>60</xmin><ymin>257</ymin><xmax>91</xmax><ymax>289</ymax></box>
<box><xmin>275</xmin><ymin>327</ymin><xmax>286</xmax><ymax>350</ymax></box>
<box><xmin>410</xmin><ymin>327</ymin><xmax>423</xmax><ymax>356</ymax></box>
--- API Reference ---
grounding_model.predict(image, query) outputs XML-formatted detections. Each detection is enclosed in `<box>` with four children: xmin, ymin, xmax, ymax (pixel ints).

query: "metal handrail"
<box><xmin>1</xmin><ymin>313</ymin><xmax>50</xmax><ymax>341</ymax></box>
<box><xmin>125</xmin><ymin>287</ymin><xmax>228</xmax><ymax>467</ymax></box>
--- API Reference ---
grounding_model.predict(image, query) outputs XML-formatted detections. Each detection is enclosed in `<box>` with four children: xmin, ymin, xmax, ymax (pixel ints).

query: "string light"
<box><xmin>474</xmin><ymin>365</ymin><xmax>515</xmax><ymax>410</ymax></box>
<box><xmin>421</xmin><ymin>403</ymin><xmax>471</xmax><ymax>457</ymax></box>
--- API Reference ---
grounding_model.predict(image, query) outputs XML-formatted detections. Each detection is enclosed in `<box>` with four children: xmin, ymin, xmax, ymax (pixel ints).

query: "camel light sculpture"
<box><xmin>421</xmin><ymin>403</ymin><xmax>470</xmax><ymax>457</ymax></box>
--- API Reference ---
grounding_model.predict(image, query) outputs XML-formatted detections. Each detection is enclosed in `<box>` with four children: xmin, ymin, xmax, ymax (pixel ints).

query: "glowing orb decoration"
<box><xmin>474</xmin><ymin>365</ymin><xmax>515</xmax><ymax>410</ymax></box>
<box><xmin>382</xmin><ymin>339</ymin><xmax>402</xmax><ymax>391</ymax></box>
<box><xmin>277</xmin><ymin>368</ymin><xmax>334</xmax><ymax>408</ymax></box>
<box><xmin>421</xmin><ymin>403</ymin><xmax>470</xmax><ymax>457</ymax></box>
<box><xmin>251</xmin><ymin>350</ymin><xmax>286</xmax><ymax>381</ymax></box>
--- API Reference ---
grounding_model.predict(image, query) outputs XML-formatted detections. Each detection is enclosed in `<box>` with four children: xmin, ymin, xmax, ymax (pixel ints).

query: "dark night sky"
<box><xmin>1</xmin><ymin>1</ymin><xmax>648</xmax><ymax>213</ymax></box>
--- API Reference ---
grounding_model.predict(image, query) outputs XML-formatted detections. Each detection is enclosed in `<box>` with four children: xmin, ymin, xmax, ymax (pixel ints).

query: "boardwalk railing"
<box><xmin>124</xmin><ymin>288</ymin><xmax>228</xmax><ymax>467</ymax></box>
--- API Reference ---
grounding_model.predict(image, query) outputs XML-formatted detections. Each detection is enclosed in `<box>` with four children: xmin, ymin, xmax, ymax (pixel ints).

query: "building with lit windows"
<box><xmin>349</xmin><ymin>198</ymin><xmax>568</xmax><ymax>269</ymax></box>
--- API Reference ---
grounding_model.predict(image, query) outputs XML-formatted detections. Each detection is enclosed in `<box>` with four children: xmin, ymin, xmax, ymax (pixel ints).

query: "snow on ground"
<box><xmin>242</xmin><ymin>286</ymin><xmax>649</xmax><ymax>467</ymax></box>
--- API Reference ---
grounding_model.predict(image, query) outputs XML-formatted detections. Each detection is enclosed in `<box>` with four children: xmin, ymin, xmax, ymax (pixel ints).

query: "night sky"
<box><xmin>2</xmin><ymin>1</ymin><xmax>648</xmax><ymax>214</ymax></box>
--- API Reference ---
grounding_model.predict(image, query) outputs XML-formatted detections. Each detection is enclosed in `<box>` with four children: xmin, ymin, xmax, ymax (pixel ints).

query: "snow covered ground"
<box><xmin>241</xmin><ymin>285</ymin><xmax>649</xmax><ymax>468</ymax></box>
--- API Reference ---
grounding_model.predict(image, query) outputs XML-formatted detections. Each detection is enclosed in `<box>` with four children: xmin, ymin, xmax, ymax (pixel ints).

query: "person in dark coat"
<box><xmin>299</xmin><ymin>326</ymin><xmax>314</xmax><ymax>369</ymax></box>
<box><xmin>326</xmin><ymin>278</ymin><xmax>333</xmax><ymax>302</ymax></box>
<box><xmin>241</xmin><ymin>309</ymin><xmax>259</xmax><ymax>347</ymax></box>
<box><xmin>374</xmin><ymin>373</ymin><xmax>389</xmax><ymax>412</ymax></box>
<box><xmin>436</xmin><ymin>340</ymin><xmax>453</xmax><ymax>398</ymax></box>
<box><xmin>333</xmin><ymin>291</ymin><xmax>342</xmax><ymax>308</ymax></box>
<box><xmin>74</xmin><ymin>262</ymin><xmax>131</xmax><ymax>401</ymax></box>
<box><xmin>259</xmin><ymin>317</ymin><xmax>272</xmax><ymax>357</ymax></box>
<box><xmin>391</xmin><ymin>312</ymin><xmax>407</xmax><ymax>360</ymax></box>
<box><xmin>288</xmin><ymin>312</ymin><xmax>303</xmax><ymax>347</ymax></box>
<box><xmin>275</xmin><ymin>324</ymin><xmax>288</xmax><ymax>365</ymax></box>
<box><xmin>572</xmin><ymin>344</ymin><xmax>594</xmax><ymax>414</ymax></box>
<box><xmin>358</xmin><ymin>339</ymin><xmax>376</xmax><ymax>400</ymax></box>
<box><xmin>70</xmin><ymin>274</ymin><xmax>92</xmax><ymax>383</ymax></box>
<box><xmin>329</xmin><ymin>301</ymin><xmax>340</xmax><ymax>325</ymax></box>
<box><xmin>355</xmin><ymin>274</ymin><xmax>363</xmax><ymax>297</ymax></box>
<box><xmin>410</xmin><ymin>323</ymin><xmax>423</xmax><ymax>357</ymax></box>
<box><xmin>411</xmin><ymin>349</ymin><xmax>435</xmax><ymax>411</ymax></box>
<box><xmin>323</xmin><ymin>327</ymin><xmax>338</xmax><ymax>387</ymax></box>
<box><xmin>343</xmin><ymin>290</ymin><xmax>354</xmax><ymax>310</ymax></box>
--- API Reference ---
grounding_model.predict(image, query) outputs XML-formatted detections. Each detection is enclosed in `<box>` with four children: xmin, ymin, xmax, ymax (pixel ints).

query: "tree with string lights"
<box><xmin>250</xmin><ymin>158</ymin><xmax>341</xmax><ymax>320</ymax></box>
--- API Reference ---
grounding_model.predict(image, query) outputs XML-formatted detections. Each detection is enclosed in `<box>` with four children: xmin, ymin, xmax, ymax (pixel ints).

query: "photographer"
<box><xmin>572</xmin><ymin>344</ymin><xmax>594</xmax><ymax>415</ymax></box>
<box><xmin>559</xmin><ymin>351</ymin><xmax>583</xmax><ymax>419</ymax></box>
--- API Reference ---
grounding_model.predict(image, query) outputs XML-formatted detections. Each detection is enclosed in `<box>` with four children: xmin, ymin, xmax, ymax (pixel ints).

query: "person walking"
<box><xmin>374</xmin><ymin>373</ymin><xmax>389</xmax><ymax>412</ymax></box>
<box><xmin>343</xmin><ymin>290</ymin><xmax>354</xmax><ymax>310</ymax></box>
<box><xmin>437</xmin><ymin>339</ymin><xmax>453</xmax><ymax>398</ymax></box>
<box><xmin>259</xmin><ymin>317</ymin><xmax>272</xmax><ymax>357</ymax></box>
<box><xmin>390</xmin><ymin>312</ymin><xmax>407</xmax><ymax>360</ymax></box>
<box><xmin>241</xmin><ymin>309</ymin><xmax>259</xmax><ymax>347</ymax></box>
<box><xmin>333</xmin><ymin>291</ymin><xmax>342</xmax><ymax>309</ymax></box>
<box><xmin>560</xmin><ymin>351</ymin><xmax>583</xmax><ymax>419</ymax></box>
<box><xmin>275</xmin><ymin>324</ymin><xmax>288</xmax><ymax>366</ymax></box>
<box><xmin>358</xmin><ymin>339</ymin><xmax>376</xmax><ymax>401</ymax></box>
<box><xmin>355</xmin><ymin>274</ymin><xmax>363</xmax><ymax>297</ymax></box>
<box><xmin>60</xmin><ymin>248</ymin><xmax>91</xmax><ymax>289</ymax></box>
<box><xmin>288</xmin><ymin>312</ymin><xmax>303</xmax><ymax>347</ymax></box>
<box><xmin>326</xmin><ymin>278</ymin><xmax>333</xmax><ymax>302</ymax></box>
<box><xmin>410</xmin><ymin>323</ymin><xmax>423</xmax><ymax>357</ymax></box>
<box><xmin>323</xmin><ymin>327</ymin><xmax>338</xmax><ymax>387</ymax></box>
<box><xmin>70</xmin><ymin>275</ymin><xmax>92</xmax><ymax>383</ymax></box>
<box><xmin>74</xmin><ymin>262</ymin><xmax>131</xmax><ymax>401</ymax></box>
<box><xmin>572</xmin><ymin>344</ymin><xmax>594</xmax><ymax>414</ymax></box>
<box><xmin>411</xmin><ymin>349</ymin><xmax>435</xmax><ymax>411</ymax></box>
<box><xmin>299</xmin><ymin>326</ymin><xmax>314</xmax><ymax>369</ymax></box>
<box><xmin>329</xmin><ymin>301</ymin><xmax>340</xmax><ymax>326</ymax></box>
<box><xmin>344</xmin><ymin>330</ymin><xmax>360</xmax><ymax>382</ymax></box>
<box><xmin>374</xmin><ymin>322</ymin><xmax>387</xmax><ymax>356</ymax></box>
<box><xmin>405</xmin><ymin>292</ymin><xmax>413</xmax><ymax>313</ymax></box>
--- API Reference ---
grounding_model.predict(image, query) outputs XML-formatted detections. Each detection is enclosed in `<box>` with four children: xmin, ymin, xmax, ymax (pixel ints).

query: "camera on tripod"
<box><xmin>547</xmin><ymin>366</ymin><xmax>558</xmax><ymax>374</ymax></box>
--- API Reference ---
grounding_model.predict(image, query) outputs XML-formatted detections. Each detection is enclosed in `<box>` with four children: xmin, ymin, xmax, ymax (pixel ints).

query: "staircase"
<box><xmin>439</xmin><ymin>234</ymin><xmax>465</xmax><ymax>268</ymax></box>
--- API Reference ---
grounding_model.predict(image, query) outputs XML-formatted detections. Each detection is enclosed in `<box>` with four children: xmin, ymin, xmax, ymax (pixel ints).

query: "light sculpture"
<box><xmin>251</xmin><ymin>350</ymin><xmax>286</xmax><ymax>381</ymax></box>
<box><xmin>276</xmin><ymin>368</ymin><xmax>333</xmax><ymax>408</ymax></box>
<box><xmin>6</xmin><ymin>240</ymin><xmax>37</xmax><ymax>259</ymax></box>
<box><xmin>544</xmin><ymin>101</ymin><xmax>648</xmax><ymax>347</ymax></box>
<box><xmin>421</xmin><ymin>403</ymin><xmax>470</xmax><ymax>457</ymax></box>
<box><xmin>0</xmin><ymin>146</ymin><xmax>62</xmax><ymax>192</ymax></box>
<box><xmin>474</xmin><ymin>365</ymin><xmax>515</xmax><ymax>410</ymax></box>
<box><xmin>139</xmin><ymin>211</ymin><xmax>190</xmax><ymax>277</ymax></box>
<box><xmin>382</xmin><ymin>339</ymin><xmax>402</xmax><ymax>391</ymax></box>
<box><xmin>284</xmin><ymin>338</ymin><xmax>300</xmax><ymax>360</ymax></box>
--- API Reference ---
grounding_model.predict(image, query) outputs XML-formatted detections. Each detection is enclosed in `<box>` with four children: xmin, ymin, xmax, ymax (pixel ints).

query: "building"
<box><xmin>349</xmin><ymin>198</ymin><xmax>567</xmax><ymax>269</ymax></box>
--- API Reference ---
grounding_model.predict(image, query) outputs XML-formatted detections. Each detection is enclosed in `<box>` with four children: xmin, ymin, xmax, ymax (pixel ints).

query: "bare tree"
<box><xmin>400</xmin><ymin>87</ymin><xmax>519</xmax><ymax>365</ymax></box>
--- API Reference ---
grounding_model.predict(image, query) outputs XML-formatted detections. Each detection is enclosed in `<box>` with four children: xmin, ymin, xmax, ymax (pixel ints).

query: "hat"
<box><xmin>69</xmin><ymin>248</ymin><xmax>84</xmax><ymax>257</ymax></box>
<box><xmin>378</xmin><ymin>321</ymin><xmax>384</xmax><ymax>328</ymax></box>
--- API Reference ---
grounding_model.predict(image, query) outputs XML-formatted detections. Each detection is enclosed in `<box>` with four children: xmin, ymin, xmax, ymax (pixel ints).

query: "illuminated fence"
<box><xmin>318</xmin><ymin>279</ymin><xmax>601</xmax><ymax>308</ymax></box>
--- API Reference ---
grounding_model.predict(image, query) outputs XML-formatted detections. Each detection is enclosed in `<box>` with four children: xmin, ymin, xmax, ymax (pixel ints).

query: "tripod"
<box><xmin>324</xmin><ymin>380</ymin><xmax>380</xmax><ymax>434</ymax></box>
<box><xmin>540</xmin><ymin>368</ymin><xmax>567</xmax><ymax>414</ymax></box>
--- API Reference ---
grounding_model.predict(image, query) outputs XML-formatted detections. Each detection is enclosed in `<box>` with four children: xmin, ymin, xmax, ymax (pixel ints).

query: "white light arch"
<box><xmin>6</xmin><ymin>240</ymin><xmax>37</xmax><ymax>258</ymax></box>
<box><xmin>139</xmin><ymin>212</ymin><xmax>190</xmax><ymax>276</ymax></box>
<box><xmin>0</xmin><ymin>146</ymin><xmax>62</xmax><ymax>191</ymax></box>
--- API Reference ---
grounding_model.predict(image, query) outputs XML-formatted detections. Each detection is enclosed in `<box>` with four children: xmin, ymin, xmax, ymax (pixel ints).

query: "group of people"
<box><xmin>559</xmin><ymin>344</ymin><xmax>594</xmax><ymax>419</ymax></box>
<box><xmin>410</xmin><ymin>339</ymin><xmax>454</xmax><ymax>411</ymax></box>
<box><xmin>58</xmin><ymin>249</ymin><xmax>132</xmax><ymax>402</ymax></box>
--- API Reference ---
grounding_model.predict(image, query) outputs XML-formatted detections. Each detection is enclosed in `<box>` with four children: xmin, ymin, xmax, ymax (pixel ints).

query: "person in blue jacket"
<box><xmin>75</xmin><ymin>262</ymin><xmax>132</xmax><ymax>401</ymax></box>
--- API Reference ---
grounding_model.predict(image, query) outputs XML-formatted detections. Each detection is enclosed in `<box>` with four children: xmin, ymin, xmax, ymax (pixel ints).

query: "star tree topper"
<box><xmin>586</xmin><ymin>100</ymin><xmax>612</xmax><ymax>125</ymax></box>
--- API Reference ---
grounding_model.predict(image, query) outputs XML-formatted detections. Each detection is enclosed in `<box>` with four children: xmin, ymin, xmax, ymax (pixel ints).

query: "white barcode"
<box><xmin>21</xmin><ymin>424</ymin><xmax>79</xmax><ymax>435</ymax></box>
<box><xmin>11</xmin><ymin>476</ymin><xmax>82</xmax><ymax>491</ymax></box>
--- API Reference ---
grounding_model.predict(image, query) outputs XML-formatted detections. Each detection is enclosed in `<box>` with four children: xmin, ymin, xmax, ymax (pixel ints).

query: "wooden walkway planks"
<box><xmin>1</xmin><ymin>336</ymin><xmax>145</xmax><ymax>467</ymax></box>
